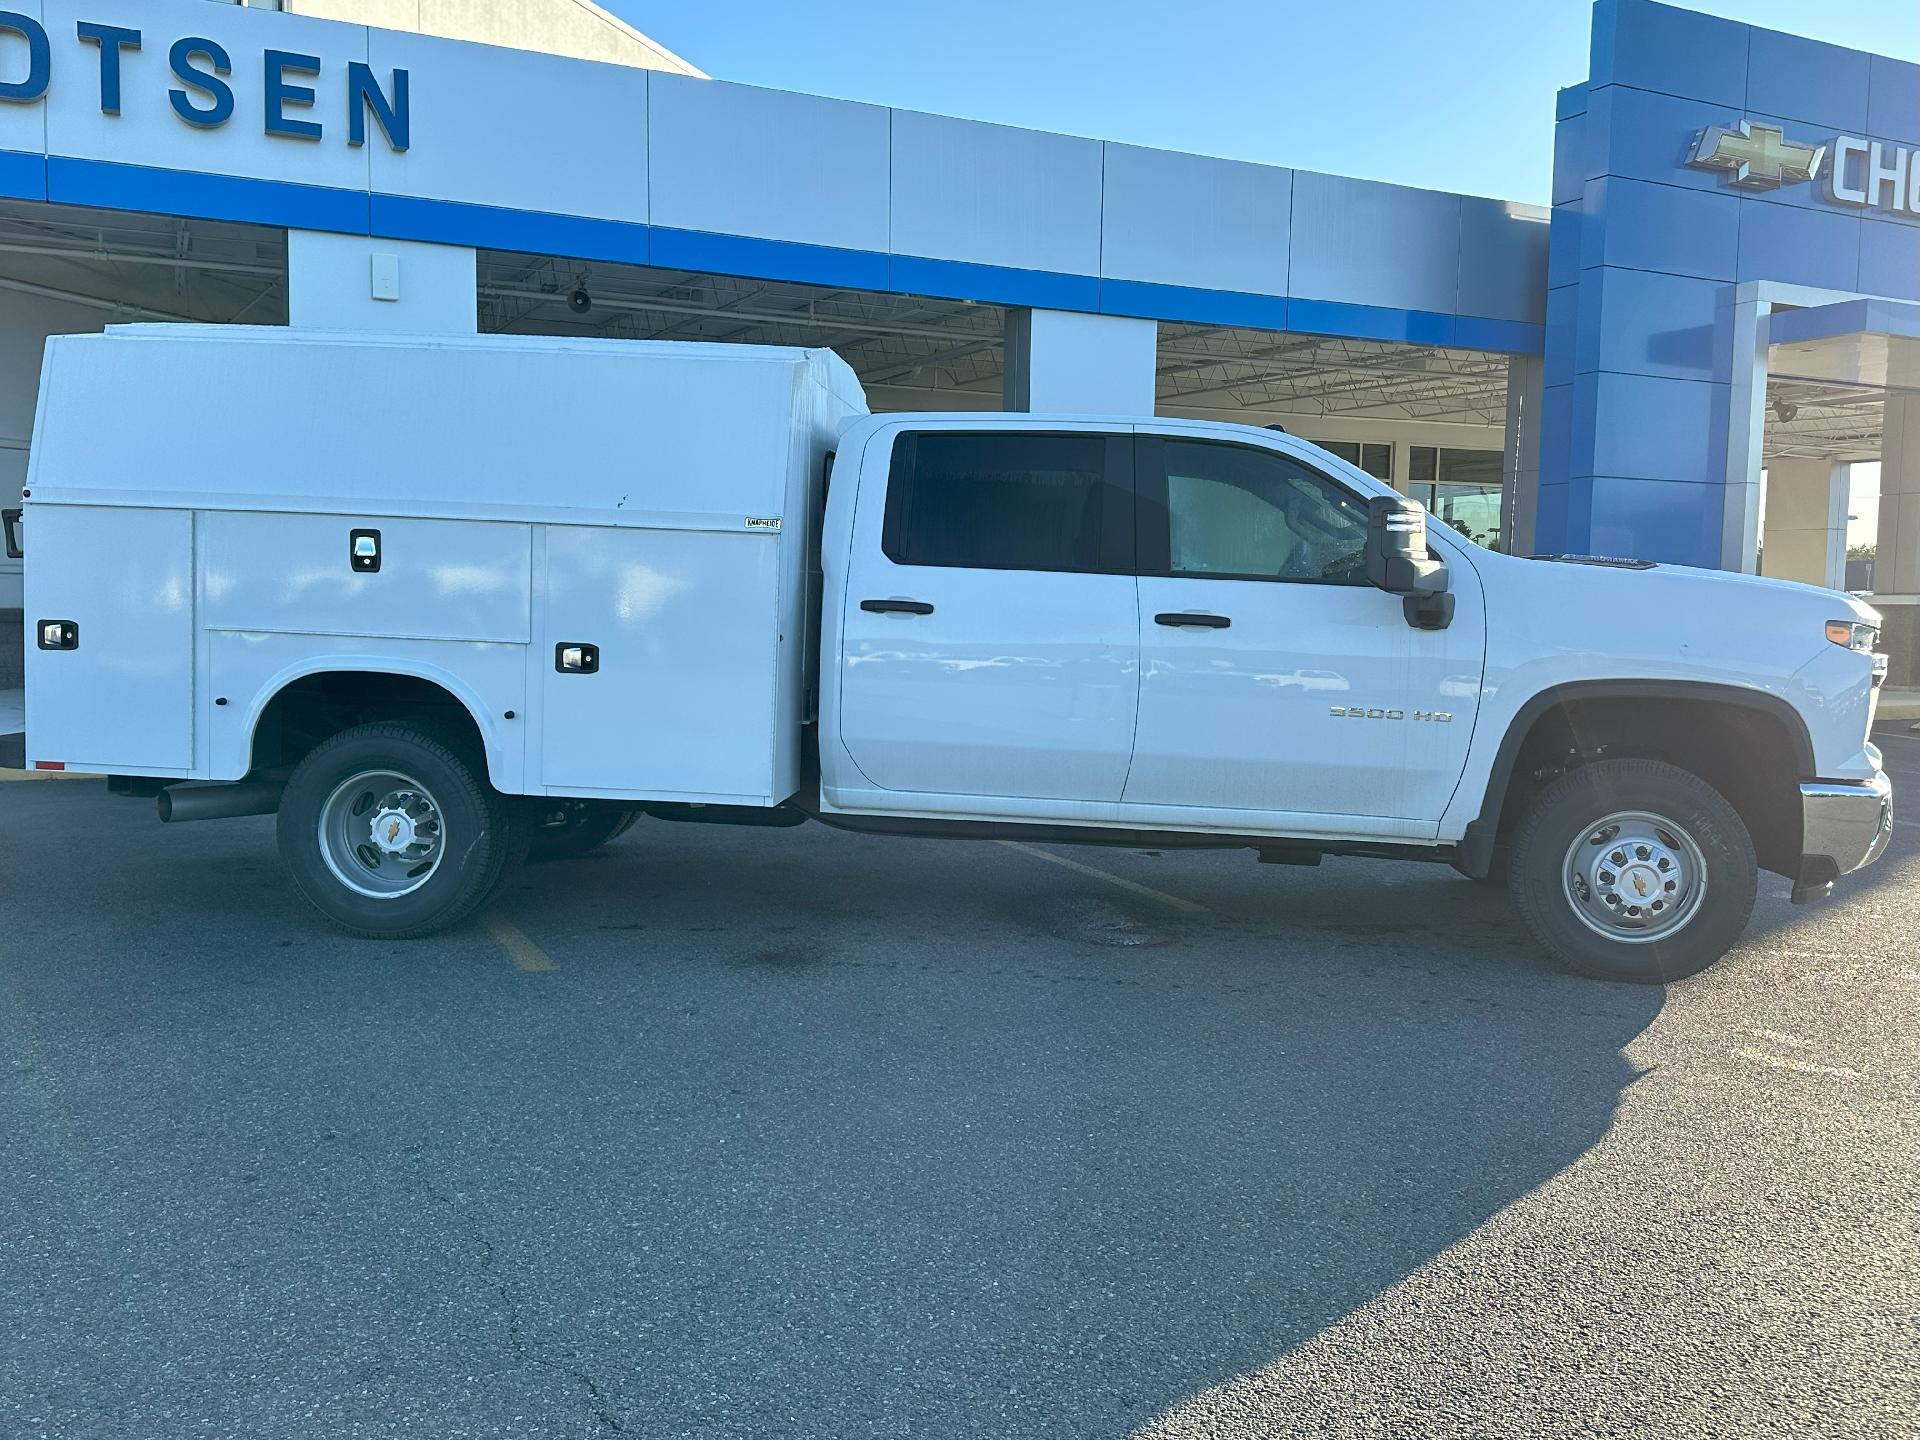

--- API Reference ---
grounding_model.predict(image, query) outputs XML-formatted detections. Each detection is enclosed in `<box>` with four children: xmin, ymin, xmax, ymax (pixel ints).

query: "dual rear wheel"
<box><xmin>277</xmin><ymin>723</ymin><xmax>633</xmax><ymax>939</ymax></box>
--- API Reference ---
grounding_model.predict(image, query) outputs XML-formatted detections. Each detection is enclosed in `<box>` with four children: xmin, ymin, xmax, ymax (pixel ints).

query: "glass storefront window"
<box><xmin>1408</xmin><ymin>446</ymin><xmax>1504</xmax><ymax>551</ymax></box>
<box><xmin>1317</xmin><ymin>439</ymin><xmax>1393</xmax><ymax>482</ymax></box>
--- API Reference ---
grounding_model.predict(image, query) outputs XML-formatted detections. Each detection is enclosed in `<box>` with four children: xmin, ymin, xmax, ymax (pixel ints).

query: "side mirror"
<box><xmin>1365</xmin><ymin>494</ymin><xmax>1453</xmax><ymax>630</ymax></box>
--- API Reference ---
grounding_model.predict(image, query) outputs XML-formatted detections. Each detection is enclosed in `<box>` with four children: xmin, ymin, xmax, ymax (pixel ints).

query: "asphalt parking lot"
<box><xmin>2</xmin><ymin>729</ymin><xmax>1917</xmax><ymax>1440</ymax></box>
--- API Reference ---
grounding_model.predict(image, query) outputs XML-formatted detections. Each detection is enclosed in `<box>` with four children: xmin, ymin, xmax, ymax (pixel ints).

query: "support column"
<box><xmin>1760</xmin><ymin>457</ymin><xmax>1848</xmax><ymax>589</ymax></box>
<box><xmin>1875</xmin><ymin>395</ymin><xmax>1920</xmax><ymax>689</ymax></box>
<box><xmin>1501</xmin><ymin>354</ymin><xmax>1544</xmax><ymax>556</ymax></box>
<box><xmin>287</xmin><ymin>232</ymin><xmax>477</xmax><ymax>334</ymax></box>
<box><xmin>1877</xmin><ymin>395</ymin><xmax>1920</xmax><ymax>596</ymax></box>
<box><xmin>1003</xmin><ymin>309</ymin><xmax>1156</xmax><ymax>415</ymax></box>
<box><xmin>1718</xmin><ymin>291</ymin><xmax>1770</xmax><ymax>573</ymax></box>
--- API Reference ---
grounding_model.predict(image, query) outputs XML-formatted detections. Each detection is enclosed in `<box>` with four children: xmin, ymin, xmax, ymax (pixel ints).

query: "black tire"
<box><xmin>524</xmin><ymin>800</ymin><xmax>641</xmax><ymax>862</ymax></box>
<box><xmin>277</xmin><ymin>722</ymin><xmax>513</xmax><ymax>938</ymax></box>
<box><xmin>1507</xmin><ymin>758</ymin><xmax>1757</xmax><ymax>983</ymax></box>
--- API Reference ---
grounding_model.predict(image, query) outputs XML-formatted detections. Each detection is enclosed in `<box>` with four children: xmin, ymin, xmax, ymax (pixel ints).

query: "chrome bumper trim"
<box><xmin>1800</xmin><ymin>773</ymin><xmax>1894</xmax><ymax>880</ymax></box>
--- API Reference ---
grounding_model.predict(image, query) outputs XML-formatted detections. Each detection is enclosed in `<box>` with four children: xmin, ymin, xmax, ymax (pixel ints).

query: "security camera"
<box><xmin>568</xmin><ymin>288</ymin><xmax>592</xmax><ymax>315</ymax></box>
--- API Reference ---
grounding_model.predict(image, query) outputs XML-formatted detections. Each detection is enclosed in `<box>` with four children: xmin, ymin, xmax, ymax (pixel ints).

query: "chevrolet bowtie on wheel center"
<box><xmin>14</xmin><ymin>327</ymin><xmax>1894</xmax><ymax>983</ymax></box>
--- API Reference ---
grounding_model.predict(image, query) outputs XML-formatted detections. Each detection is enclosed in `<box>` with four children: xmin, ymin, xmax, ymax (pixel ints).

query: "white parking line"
<box><xmin>998</xmin><ymin>840</ymin><xmax>1207</xmax><ymax>914</ymax></box>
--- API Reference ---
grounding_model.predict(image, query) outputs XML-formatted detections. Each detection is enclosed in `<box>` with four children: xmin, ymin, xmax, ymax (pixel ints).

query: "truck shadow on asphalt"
<box><xmin>2</xmin><ymin>785</ymin><xmax>1672</xmax><ymax>1436</ymax></box>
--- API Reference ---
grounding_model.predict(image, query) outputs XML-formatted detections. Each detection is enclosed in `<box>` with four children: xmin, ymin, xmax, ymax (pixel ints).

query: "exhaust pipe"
<box><xmin>158</xmin><ymin>778</ymin><xmax>286</xmax><ymax>824</ymax></box>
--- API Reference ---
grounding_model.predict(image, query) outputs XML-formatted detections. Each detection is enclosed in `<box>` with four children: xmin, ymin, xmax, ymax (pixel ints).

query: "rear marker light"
<box><xmin>33</xmin><ymin>761</ymin><xmax>64</xmax><ymax>771</ymax></box>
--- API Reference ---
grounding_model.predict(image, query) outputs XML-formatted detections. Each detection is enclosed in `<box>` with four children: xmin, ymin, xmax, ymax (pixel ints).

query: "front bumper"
<box><xmin>1792</xmin><ymin>773</ymin><xmax>1894</xmax><ymax>902</ymax></box>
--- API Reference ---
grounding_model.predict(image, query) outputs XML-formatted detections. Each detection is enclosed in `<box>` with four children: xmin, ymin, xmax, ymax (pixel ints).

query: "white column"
<box><xmin>1501</xmin><ymin>353</ymin><xmax>1543</xmax><ymax>556</ymax></box>
<box><xmin>1718</xmin><ymin>289</ymin><xmax>1770</xmax><ymax>573</ymax></box>
<box><xmin>1877</xmin><ymin>394</ymin><xmax>1920</xmax><ymax>598</ymax></box>
<box><xmin>1761</xmin><ymin>457</ymin><xmax>1848</xmax><ymax>588</ymax></box>
<box><xmin>1003</xmin><ymin>309</ymin><xmax>1156</xmax><ymax>415</ymax></box>
<box><xmin>286</xmin><ymin>232</ymin><xmax>477</xmax><ymax>334</ymax></box>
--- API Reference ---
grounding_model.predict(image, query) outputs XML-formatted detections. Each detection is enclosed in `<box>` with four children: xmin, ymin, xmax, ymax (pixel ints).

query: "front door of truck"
<box><xmin>1124</xmin><ymin>431</ymin><xmax>1482</xmax><ymax>834</ymax></box>
<box><xmin>832</xmin><ymin>425</ymin><xmax>1138</xmax><ymax>808</ymax></box>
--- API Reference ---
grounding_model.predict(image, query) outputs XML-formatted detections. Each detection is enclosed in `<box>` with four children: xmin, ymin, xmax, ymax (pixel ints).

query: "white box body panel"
<box><xmin>202</xmin><ymin>511</ymin><xmax>533</xmax><ymax>643</ymax></box>
<box><xmin>24</xmin><ymin>327</ymin><xmax>866</xmax><ymax>803</ymax></box>
<box><xmin>24</xmin><ymin>505</ymin><xmax>196</xmax><ymax>775</ymax></box>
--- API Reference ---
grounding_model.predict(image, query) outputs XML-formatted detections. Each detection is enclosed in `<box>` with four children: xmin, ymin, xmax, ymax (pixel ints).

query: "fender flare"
<box><xmin>237</xmin><ymin>656</ymin><xmax>514</xmax><ymax>790</ymax></box>
<box><xmin>1454</xmin><ymin>680</ymin><xmax>1815</xmax><ymax>878</ymax></box>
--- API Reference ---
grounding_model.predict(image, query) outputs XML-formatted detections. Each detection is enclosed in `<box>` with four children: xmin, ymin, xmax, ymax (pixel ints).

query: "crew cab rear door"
<box><xmin>831</xmin><ymin>422</ymin><xmax>1138</xmax><ymax>807</ymax></box>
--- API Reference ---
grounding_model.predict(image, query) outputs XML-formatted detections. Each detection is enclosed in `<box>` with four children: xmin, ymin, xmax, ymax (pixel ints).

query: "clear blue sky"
<box><xmin>609</xmin><ymin>1</ymin><xmax>1919</xmax><ymax>204</ymax></box>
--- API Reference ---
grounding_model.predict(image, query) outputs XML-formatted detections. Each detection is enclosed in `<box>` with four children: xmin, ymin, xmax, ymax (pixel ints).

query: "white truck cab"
<box><xmin>9</xmin><ymin>327</ymin><xmax>1894</xmax><ymax>983</ymax></box>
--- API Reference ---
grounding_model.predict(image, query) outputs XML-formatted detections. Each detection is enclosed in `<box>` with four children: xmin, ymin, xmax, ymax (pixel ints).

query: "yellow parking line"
<box><xmin>0</xmin><ymin>768</ymin><xmax>99</xmax><ymax>782</ymax></box>
<box><xmin>484</xmin><ymin>914</ymin><xmax>556</xmax><ymax>972</ymax></box>
<box><xmin>998</xmin><ymin>839</ymin><xmax>1207</xmax><ymax>914</ymax></box>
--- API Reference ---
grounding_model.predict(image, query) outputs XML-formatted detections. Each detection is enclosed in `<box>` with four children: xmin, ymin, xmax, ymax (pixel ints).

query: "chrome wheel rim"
<box><xmin>318</xmin><ymin>769</ymin><xmax>446</xmax><ymax>900</ymax></box>
<box><xmin>1561</xmin><ymin>810</ymin><xmax>1707</xmax><ymax>944</ymax></box>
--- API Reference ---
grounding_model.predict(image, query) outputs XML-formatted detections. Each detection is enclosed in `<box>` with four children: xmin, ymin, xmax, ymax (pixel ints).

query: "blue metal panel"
<box><xmin>1286</xmin><ymin>298</ymin><xmax>1455</xmax><ymax>347</ymax></box>
<box><xmin>1745</xmin><ymin>28</ymin><xmax>1870</xmax><ymax>132</ymax></box>
<box><xmin>1539</xmin><ymin>382</ymin><xmax>1574</xmax><ymax>488</ymax></box>
<box><xmin>1735</xmin><ymin>198</ymin><xmax>1860</xmax><ymax>290</ymax></box>
<box><xmin>1288</xmin><ymin>172</ymin><xmax>1461</xmax><ymax>314</ymax></box>
<box><xmin>1455</xmin><ymin>316</ymin><xmax>1547</xmax><ymax>353</ymax></box>
<box><xmin>1552</xmin><ymin>111</ymin><xmax>1588</xmax><ymax>207</ymax></box>
<box><xmin>1860</xmin><ymin>220</ymin><xmax>1920</xmax><ymax>301</ymax></box>
<box><xmin>889</xmin><ymin>254</ymin><xmax>1101</xmax><ymax>313</ymax></box>
<box><xmin>1548</xmin><ymin>201</ymin><xmax>1584</xmax><ymax>289</ymax></box>
<box><xmin>0</xmin><ymin>147</ymin><xmax>44</xmax><ymax>201</ymax></box>
<box><xmin>1535</xmin><ymin>481</ymin><xmax>1573</xmax><ymax>552</ymax></box>
<box><xmin>1590</xmin><ymin>0</ymin><xmax>1748</xmax><ymax>108</ymax></box>
<box><xmin>1557</xmin><ymin>85</ymin><xmax>1589</xmax><ymax>122</ymax></box>
<box><xmin>369</xmin><ymin>193</ymin><xmax>648</xmax><ymax>265</ymax></box>
<box><xmin>1097</xmin><ymin>278</ymin><xmax>1288</xmax><ymax>331</ymax></box>
<box><xmin>50</xmin><ymin>156</ymin><xmax>369</xmax><ymax>234</ymax></box>
<box><xmin>1585</xmin><ymin>84</ymin><xmax>1739</xmax><ymax>197</ymax></box>
<box><xmin>1458</xmin><ymin>197</ymin><xmax>1549</xmax><ymax>324</ymax></box>
<box><xmin>1583</xmin><ymin>176</ymin><xmax>1739</xmax><ymax>280</ymax></box>
<box><xmin>1544</xmin><ymin>286</ymin><xmax>1579</xmax><ymax>389</ymax></box>
<box><xmin>1575</xmin><ymin>267</ymin><xmax>1722</xmax><ymax>380</ymax></box>
<box><xmin>652</xmin><ymin>228</ymin><xmax>889</xmax><ymax>292</ymax></box>
<box><xmin>1585</xmin><ymin>476</ymin><xmax>1727</xmax><ymax>566</ymax></box>
<box><xmin>1578</xmin><ymin>370</ymin><xmax>1727</xmax><ymax>483</ymax></box>
<box><xmin>1868</xmin><ymin>55</ymin><xmax>1920</xmax><ymax>145</ymax></box>
<box><xmin>1767</xmin><ymin>296</ymin><xmax>1920</xmax><ymax>345</ymax></box>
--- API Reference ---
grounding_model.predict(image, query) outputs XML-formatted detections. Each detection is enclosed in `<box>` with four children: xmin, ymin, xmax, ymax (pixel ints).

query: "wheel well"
<box><xmin>250</xmin><ymin>672</ymin><xmax>487</xmax><ymax>776</ymax></box>
<box><xmin>1488</xmin><ymin>694</ymin><xmax>1806</xmax><ymax>878</ymax></box>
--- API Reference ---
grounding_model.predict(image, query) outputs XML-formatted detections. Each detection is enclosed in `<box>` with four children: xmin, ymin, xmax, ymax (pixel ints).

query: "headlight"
<box><xmin>1826</xmin><ymin>619</ymin><xmax>1880</xmax><ymax>652</ymax></box>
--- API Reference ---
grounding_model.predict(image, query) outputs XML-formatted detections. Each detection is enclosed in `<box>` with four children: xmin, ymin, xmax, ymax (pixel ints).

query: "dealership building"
<box><xmin>0</xmin><ymin>0</ymin><xmax>1917</xmax><ymax>684</ymax></box>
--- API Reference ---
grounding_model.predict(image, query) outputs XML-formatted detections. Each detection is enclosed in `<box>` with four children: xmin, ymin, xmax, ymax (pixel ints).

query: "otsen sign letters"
<box><xmin>0</xmin><ymin>11</ymin><xmax>409</xmax><ymax>150</ymax></box>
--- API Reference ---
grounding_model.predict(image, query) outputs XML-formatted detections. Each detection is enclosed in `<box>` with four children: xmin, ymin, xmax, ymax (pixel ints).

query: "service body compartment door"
<box><xmin>834</xmin><ymin>427</ymin><xmax>1138</xmax><ymax>805</ymax></box>
<box><xmin>536</xmin><ymin>524</ymin><xmax>785</xmax><ymax>802</ymax></box>
<box><xmin>25</xmin><ymin>505</ymin><xmax>195</xmax><ymax>773</ymax></box>
<box><xmin>201</xmin><ymin>512</ymin><xmax>531</xmax><ymax>644</ymax></box>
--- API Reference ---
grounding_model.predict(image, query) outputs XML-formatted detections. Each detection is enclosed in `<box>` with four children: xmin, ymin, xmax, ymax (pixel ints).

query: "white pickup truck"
<box><xmin>9</xmin><ymin>326</ymin><xmax>1893</xmax><ymax>982</ymax></box>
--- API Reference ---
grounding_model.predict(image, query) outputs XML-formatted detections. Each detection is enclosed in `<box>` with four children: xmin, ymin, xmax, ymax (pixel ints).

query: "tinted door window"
<box><xmin>1144</xmin><ymin>438</ymin><xmax>1369</xmax><ymax>583</ymax></box>
<box><xmin>882</xmin><ymin>432</ymin><xmax>1129</xmax><ymax>573</ymax></box>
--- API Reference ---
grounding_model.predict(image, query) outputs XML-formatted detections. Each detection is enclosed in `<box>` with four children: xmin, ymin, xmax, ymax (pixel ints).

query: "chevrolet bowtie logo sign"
<box><xmin>1686</xmin><ymin>121</ymin><xmax>1824</xmax><ymax>190</ymax></box>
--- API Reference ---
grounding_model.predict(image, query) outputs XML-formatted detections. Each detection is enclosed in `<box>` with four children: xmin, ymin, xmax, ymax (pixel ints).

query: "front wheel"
<box><xmin>1508</xmin><ymin>759</ymin><xmax>1757</xmax><ymax>983</ymax></box>
<box><xmin>278</xmin><ymin>722</ymin><xmax>514</xmax><ymax>938</ymax></box>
